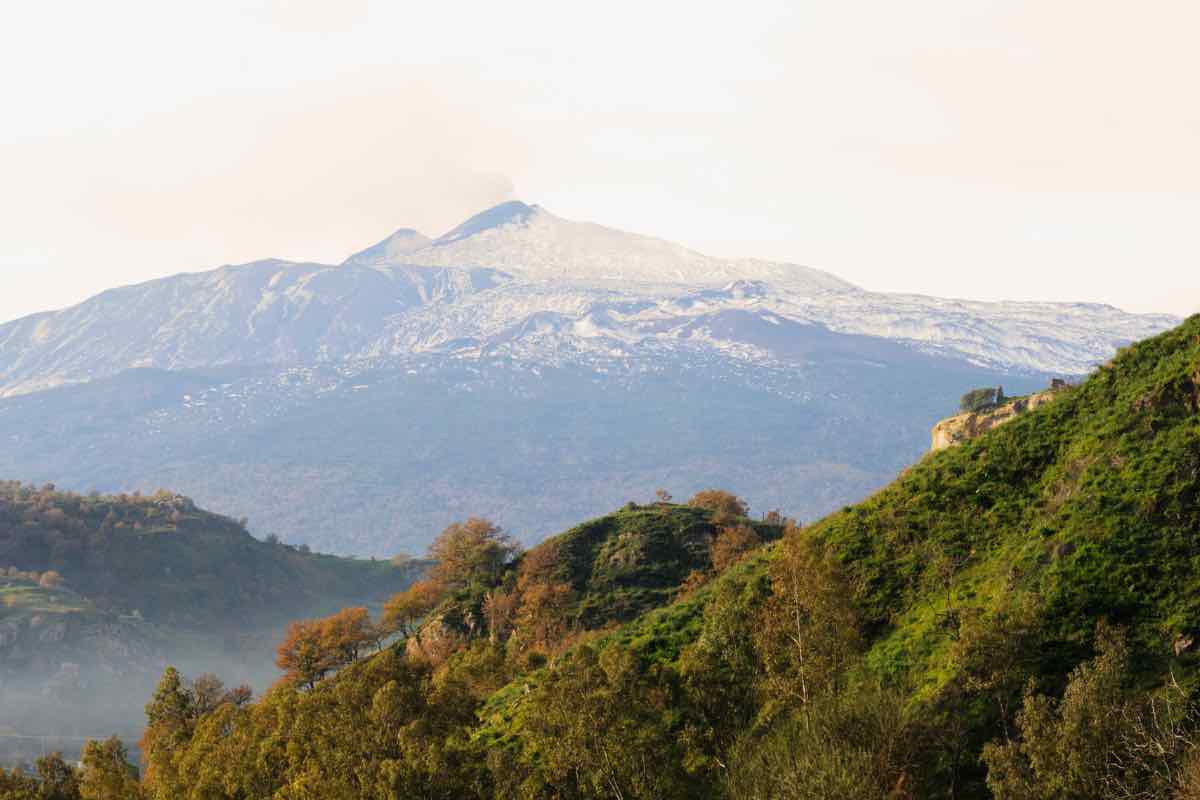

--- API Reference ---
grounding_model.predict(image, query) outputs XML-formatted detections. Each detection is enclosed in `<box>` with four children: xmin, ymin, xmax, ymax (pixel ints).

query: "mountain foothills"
<box><xmin>5</xmin><ymin>314</ymin><xmax>1197</xmax><ymax>799</ymax></box>
<box><xmin>0</xmin><ymin>202</ymin><xmax>1176</xmax><ymax>554</ymax></box>
<box><xmin>0</xmin><ymin>484</ymin><xmax>421</xmax><ymax>761</ymax></box>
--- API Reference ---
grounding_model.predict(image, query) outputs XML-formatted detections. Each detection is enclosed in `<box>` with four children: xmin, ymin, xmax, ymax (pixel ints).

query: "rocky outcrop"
<box><xmin>931</xmin><ymin>385</ymin><xmax>1065</xmax><ymax>451</ymax></box>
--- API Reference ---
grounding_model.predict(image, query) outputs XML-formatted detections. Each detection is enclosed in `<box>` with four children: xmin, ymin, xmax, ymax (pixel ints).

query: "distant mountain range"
<box><xmin>0</xmin><ymin>202</ymin><xmax>1178</xmax><ymax>554</ymax></box>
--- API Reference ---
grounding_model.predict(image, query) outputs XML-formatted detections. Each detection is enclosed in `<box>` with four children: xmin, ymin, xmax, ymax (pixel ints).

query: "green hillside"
<box><xmin>11</xmin><ymin>316</ymin><xmax>1200</xmax><ymax>799</ymax></box>
<box><xmin>0</xmin><ymin>483</ymin><xmax>419</xmax><ymax>629</ymax></box>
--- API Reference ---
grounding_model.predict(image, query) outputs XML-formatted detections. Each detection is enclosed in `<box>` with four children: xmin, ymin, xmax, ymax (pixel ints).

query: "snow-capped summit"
<box><xmin>348</xmin><ymin>201</ymin><xmax>855</xmax><ymax>292</ymax></box>
<box><xmin>432</xmin><ymin>200</ymin><xmax>540</xmax><ymax>246</ymax></box>
<box><xmin>0</xmin><ymin>200</ymin><xmax>1181</xmax><ymax>399</ymax></box>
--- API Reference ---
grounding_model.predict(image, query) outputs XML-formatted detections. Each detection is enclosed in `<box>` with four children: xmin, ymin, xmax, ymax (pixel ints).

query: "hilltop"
<box><xmin>123</xmin><ymin>316</ymin><xmax>1200</xmax><ymax>799</ymax></box>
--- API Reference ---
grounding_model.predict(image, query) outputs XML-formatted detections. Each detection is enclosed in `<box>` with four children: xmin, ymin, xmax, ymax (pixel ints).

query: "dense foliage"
<box><xmin>6</xmin><ymin>315</ymin><xmax>1200</xmax><ymax>799</ymax></box>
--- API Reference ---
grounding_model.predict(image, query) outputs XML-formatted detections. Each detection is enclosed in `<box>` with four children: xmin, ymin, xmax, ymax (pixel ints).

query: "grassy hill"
<box><xmin>422</xmin><ymin>503</ymin><xmax>786</xmax><ymax>646</ymax></box>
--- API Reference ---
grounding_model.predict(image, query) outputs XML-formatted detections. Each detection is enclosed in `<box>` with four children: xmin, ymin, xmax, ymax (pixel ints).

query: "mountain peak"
<box><xmin>342</xmin><ymin>227</ymin><xmax>432</xmax><ymax>267</ymax></box>
<box><xmin>433</xmin><ymin>200</ymin><xmax>540</xmax><ymax>246</ymax></box>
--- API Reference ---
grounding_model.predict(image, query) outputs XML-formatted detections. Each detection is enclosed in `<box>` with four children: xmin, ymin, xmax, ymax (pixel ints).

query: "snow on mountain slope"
<box><xmin>0</xmin><ymin>260</ymin><xmax>507</xmax><ymax>396</ymax></box>
<box><xmin>342</xmin><ymin>228</ymin><xmax>433</xmax><ymax>267</ymax></box>
<box><xmin>0</xmin><ymin>201</ymin><xmax>1180</xmax><ymax>397</ymax></box>
<box><xmin>358</xmin><ymin>201</ymin><xmax>857</xmax><ymax>292</ymax></box>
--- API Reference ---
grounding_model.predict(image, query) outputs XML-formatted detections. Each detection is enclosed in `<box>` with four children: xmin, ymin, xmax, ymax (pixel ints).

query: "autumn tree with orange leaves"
<box><xmin>687</xmin><ymin>489</ymin><xmax>750</xmax><ymax>520</ymax></box>
<box><xmin>381</xmin><ymin>578</ymin><xmax>443</xmax><ymax>637</ymax></box>
<box><xmin>275</xmin><ymin>606</ymin><xmax>379</xmax><ymax>688</ymax></box>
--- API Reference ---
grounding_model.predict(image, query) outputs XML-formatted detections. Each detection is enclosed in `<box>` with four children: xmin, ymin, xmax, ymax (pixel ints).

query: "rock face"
<box><xmin>931</xmin><ymin>386</ymin><xmax>1064</xmax><ymax>451</ymax></box>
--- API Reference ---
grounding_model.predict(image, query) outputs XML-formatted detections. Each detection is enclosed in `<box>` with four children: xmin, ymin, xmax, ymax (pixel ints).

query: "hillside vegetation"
<box><xmin>7</xmin><ymin>315</ymin><xmax>1200</xmax><ymax>799</ymax></box>
<box><xmin>0</xmin><ymin>485</ymin><xmax>423</xmax><ymax>770</ymax></box>
<box><xmin>0</xmin><ymin>483</ymin><xmax>415</xmax><ymax>629</ymax></box>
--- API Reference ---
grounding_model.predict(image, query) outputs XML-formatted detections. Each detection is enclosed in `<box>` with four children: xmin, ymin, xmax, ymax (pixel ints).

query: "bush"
<box><xmin>726</xmin><ymin>689</ymin><xmax>924</xmax><ymax>800</ymax></box>
<box><xmin>959</xmin><ymin>386</ymin><xmax>1005</xmax><ymax>413</ymax></box>
<box><xmin>687</xmin><ymin>489</ymin><xmax>749</xmax><ymax>518</ymax></box>
<box><xmin>710</xmin><ymin>525</ymin><xmax>761</xmax><ymax>571</ymax></box>
<box><xmin>38</xmin><ymin>570</ymin><xmax>64</xmax><ymax>588</ymax></box>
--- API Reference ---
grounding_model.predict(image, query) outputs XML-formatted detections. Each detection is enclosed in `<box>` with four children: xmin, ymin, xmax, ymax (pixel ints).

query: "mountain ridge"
<box><xmin>0</xmin><ymin>201</ymin><xmax>1178</xmax><ymax>398</ymax></box>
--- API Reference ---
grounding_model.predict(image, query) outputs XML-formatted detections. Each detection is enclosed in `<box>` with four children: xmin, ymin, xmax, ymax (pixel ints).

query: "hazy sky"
<box><xmin>2</xmin><ymin>0</ymin><xmax>1198</xmax><ymax>324</ymax></box>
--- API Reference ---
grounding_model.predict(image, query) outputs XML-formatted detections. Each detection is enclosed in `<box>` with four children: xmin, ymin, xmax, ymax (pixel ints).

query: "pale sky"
<box><xmin>2</xmin><ymin>0</ymin><xmax>1198</xmax><ymax>324</ymax></box>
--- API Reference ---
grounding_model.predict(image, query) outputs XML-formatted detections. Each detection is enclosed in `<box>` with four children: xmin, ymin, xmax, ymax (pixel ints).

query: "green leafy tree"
<box><xmin>959</xmin><ymin>386</ymin><xmax>1003</xmax><ymax>413</ymax></box>
<box><xmin>140</xmin><ymin>667</ymin><xmax>195</xmax><ymax>797</ymax></box>
<box><xmin>753</xmin><ymin>532</ymin><xmax>862</xmax><ymax>724</ymax></box>
<box><xmin>32</xmin><ymin>753</ymin><xmax>80</xmax><ymax>800</ymax></box>
<box><xmin>983</xmin><ymin>623</ymin><xmax>1133</xmax><ymax>800</ymax></box>
<box><xmin>726</xmin><ymin>688</ymin><xmax>924</xmax><ymax>800</ymax></box>
<box><xmin>0</xmin><ymin>768</ymin><xmax>39</xmax><ymax>799</ymax></box>
<box><xmin>515</xmin><ymin>645</ymin><xmax>700</xmax><ymax>799</ymax></box>
<box><xmin>78</xmin><ymin>738</ymin><xmax>142</xmax><ymax>800</ymax></box>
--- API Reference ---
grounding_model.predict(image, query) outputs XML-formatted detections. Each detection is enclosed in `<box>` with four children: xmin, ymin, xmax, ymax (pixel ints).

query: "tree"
<box><xmin>275</xmin><ymin>607</ymin><xmax>379</xmax><ymax>688</ymax></box>
<box><xmin>427</xmin><ymin>517</ymin><xmax>519</xmax><ymax>589</ymax></box>
<box><xmin>141</xmin><ymin>667</ymin><xmax>196</xmax><ymax>796</ymax></box>
<box><xmin>709</xmin><ymin>524</ymin><xmax>762</xmax><ymax>572</ymax></box>
<box><xmin>79</xmin><ymin>738</ymin><xmax>142</xmax><ymax>800</ymax></box>
<box><xmin>960</xmin><ymin>386</ymin><xmax>1003</xmax><ymax>413</ymax></box>
<box><xmin>0</xmin><ymin>767</ymin><xmax>38</xmax><ymax>798</ymax></box>
<box><xmin>512</xmin><ymin>540</ymin><xmax>574</xmax><ymax>652</ymax></box>
<box><xmin>516</xmin><ymin>645</ymin><xmax>700</xmax><ymax>798</ymax></box>
<box><xmin>381</xmin><ymin>579</ymin><xmax>443</xmax><ymax>637</ymax></box>
<box><xmin>38</xmin><ymin>570</ymin><xmax>64</xmax><ymax>589</ymax></box>
<box><xmin>189</xmin><ymin>673</ymin><xmax>251</xmax><ymax>716</ymax></box>
<box><xmin>481</xmin><ymin>587</ymin><xmax>519</xmax><ymax>645</ymax></box>
<box><xmin>34</xmin><ymin>752</ymin><xmax>80</xmax><ymax>800</ymax></box>
<box><xmin>726</xmin><ymin>688</ymin><xmax>924</xmax><ymax>800</ymax></box>
<box><xmin>514</xmin><ymin>579</ymin><xmax>574</xmax><ymax>652</ymax></box>
<box><xmin>275</xmin><ymin>619</ymin><xmax>337</xmax><ymax>689</ymax></box>
<box><xmin>983</xmin><ymin>622</ymin><xmax>1133</xmax><ymax>800</ymax></box>
<box><xmin>320</xmin><ymin>606</ymin><xmax>377</xmax><ymax>664</ymax></box>
<box><xmin>753</xmin><ymin>531</ymin><xmax>862</xmax><ymax>724</ymax></box>
<box><xmin>678</xmin><ymin>575</ymin><xmax>767</xmax><ymax>777</ymax></box>
<box><xmin>950</xmin><ymin>593</ymin><xmax>1044</xmax><ymax>738</ymax></box>
<box><xmin>687</xmin><ymin>489</ymin><xmax>749</xmax><ymax>519</ymax></box>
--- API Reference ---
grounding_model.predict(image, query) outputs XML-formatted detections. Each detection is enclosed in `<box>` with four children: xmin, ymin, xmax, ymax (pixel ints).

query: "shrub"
<box><xmin>710</xmin><ymin>525</ymin><xmax>762</xmax><ymax>572</ymax></box>
<box><xmin>687</xmin><ymin>489</ymin><xmax>749</xmax><ymax>518</ymax></box>
<box><xmin>38</xmin><ymin>570</ymin><xmax>64</xmax><ymax>588</ymax></box>
<box><xmin>959</xmin><ymin>386</ymin><xmax>1005</xmax><ymax>413</ymax></box>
